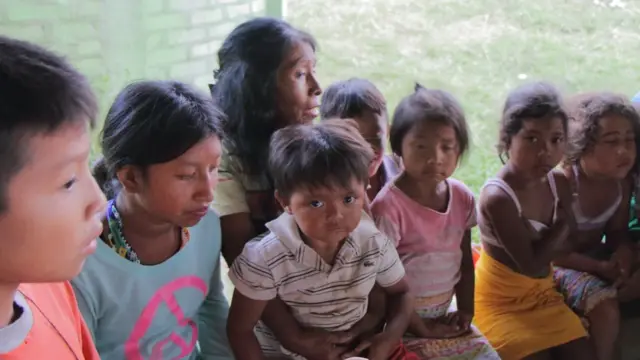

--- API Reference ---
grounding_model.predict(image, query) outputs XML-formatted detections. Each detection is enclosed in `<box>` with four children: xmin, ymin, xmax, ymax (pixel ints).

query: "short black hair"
<box><xmin>498</xmin><ymin>82</ymin><xmax>567</xmax><ymax>162</ymax></box>
<box><xmin>390</xmin><ymin>83</ymin><xmax>469</xmax><ymax>158</ymax></box>
<box><xmin>320</xmin><ymin>78</ymin><xmax>387</xmax><ymax>120</ymax></box>
<box><xmin>565</xmin><ymin>92</ymin><xmax>640</xmax><ymax>165</ymax></box>
<box><xmin>269</xmin><ymin>119</ymin><xmax>373</xmax><ymax>198</ymax></box>
<box><xmin>0</xmin><ymin>36</ymin><xmax>97</xmax><ymax>213</ymax></box>
<box><xmin>93</xmin><ymin>80</ymin><xmax>225</xmax><ymax>199</ymax></box>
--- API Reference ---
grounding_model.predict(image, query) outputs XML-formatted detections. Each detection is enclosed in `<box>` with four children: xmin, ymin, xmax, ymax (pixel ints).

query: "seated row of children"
<box><xmin>2</xmin><ymin>17</ymin><xmax>640</xmax><ymax>360</ymax></box>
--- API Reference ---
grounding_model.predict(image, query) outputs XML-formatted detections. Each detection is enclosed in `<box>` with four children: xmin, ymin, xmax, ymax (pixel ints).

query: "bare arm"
<box><xmin>481</xmin><ymin>185</ymin><xmax>571</xmax><ymax>277</ymax></box>
<box><xmin>227</xmin><ymin>290</ymin><xmax>268</xmax><ymax>360</ymax></box>
<box><xmin>455</xmin><ymin>230</ymin><xmax>474</xmax><ymax>315</ymax></box>
<box><xmin>380</xmin><ymin>277</ymin><xmax>413</xmax><ymax>340</ymax></box>
<box><xmin>604</xmin><ymin>178</ymin><xmax>633</xmax><ymax>248</ymax></box>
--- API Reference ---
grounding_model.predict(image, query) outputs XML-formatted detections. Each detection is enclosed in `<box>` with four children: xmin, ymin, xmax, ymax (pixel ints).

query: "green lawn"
<box><xmin>287</xmin><ymin>0</ymin><xmax>640</xmax><ymax>195</ymax></box>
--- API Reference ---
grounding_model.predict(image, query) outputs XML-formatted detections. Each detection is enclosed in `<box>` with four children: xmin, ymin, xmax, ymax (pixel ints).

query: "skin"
<box><xmin>227</xmin><ymin>179</ymin><xmax>413</xmax><ymax>360</ymax></box>
<box><xmin>105</xmin><ymin>135</ymin><xmax>222</xmax><ymax>265</ymax></box>
<box><xmin>352</xmin><ymin>110</ymin><xmax>390</xmax><ymax>200</ymax></box>
<box><xmin>479</xmin><ymin>116</ymin><xmax>596</xmax><ymax>359</ymax></box>
<box><xmin>393</xmin><ymin>121</ymin><xmax>474</xmax><ymax>338</ymax></box>
<box><xmin>553</xmin><ymin>114</ymin><xmax>636</xmax><ymax>360</ymax></box>
<box><xmin>0</xmin><ymin>121</ymin><xmax>106</xmax><ymax>327</ymax></box>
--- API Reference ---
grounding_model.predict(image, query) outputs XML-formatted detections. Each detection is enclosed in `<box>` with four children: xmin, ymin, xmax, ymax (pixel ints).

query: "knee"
<box><xmin>589</xmin><ymin>298</ymin><xmax>620</xmax><ymax>327</ymax></box>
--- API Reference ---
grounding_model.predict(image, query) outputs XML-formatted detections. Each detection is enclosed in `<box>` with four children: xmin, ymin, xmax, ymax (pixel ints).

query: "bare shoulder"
<box><xmin>479</xmin><ymin>181</ymin><xmax>517</xmax><ymax>215</ymax></box>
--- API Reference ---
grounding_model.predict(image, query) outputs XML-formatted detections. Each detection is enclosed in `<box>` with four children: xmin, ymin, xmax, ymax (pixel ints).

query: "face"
<box><xmin>400</xmin><ymin>121</ymin><xmax>460</xmax><ymax>184</ymax></box>
<box><xmin>353</xmin><ymin>110</ymin><xmax>389</xmax><ymax>178</ymax></box>
<box><xmin>278</xmin><ymin>177</ymin><xmax>366</xmax><ymax>246</ymax></box>
<box><xmin>0</xmin><ymin>121</ymin><xmax>106</xmax><ymax>284</ymax></box>
<box><xmin>121</xmin><ymin>135</ymin><xmax>222</xmax><ymax>228</ymax></box>
<box><xmin>276</xmin><ymin>41</ymin><xmax>322</xmax><ymax>126</ymax></box>
<box><xmin>508</xmin><ymin>116</ymin><xmax>565</xmax><ymax>178</ymax></box>
<box><xmin>581</xmin><ymin>114</ymin><xmax>636</xmax><ymax>179</ymax></box>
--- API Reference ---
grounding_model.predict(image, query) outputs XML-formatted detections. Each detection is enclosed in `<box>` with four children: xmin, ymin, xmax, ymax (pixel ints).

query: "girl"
<box><xmin>553</xmin><ymin>92</ymin><xmax>639</xmax><ymax>360</ymax></box>
<box><xmin>371</xmin><ymin>84</ymin><xmax>499</xmax><ymax>359</ymax></box>
<box><xmin>211</xmin><ymin>18</ymin><xmax>383</xmax><ymax>358</ymax></box>
<box><xmin>320</xmin><ymin>78</ymin><xmax>401</xmax><ymax>200</ymax></box>
<box><xmin>71</xmin><ymin>80</ymin><xmax>232</xmax><ymax>359</ymax></box>
<box><xmin>474</xmin><ymin>82</ymin><xmax>595</xmax><ymax>360</ymax></box>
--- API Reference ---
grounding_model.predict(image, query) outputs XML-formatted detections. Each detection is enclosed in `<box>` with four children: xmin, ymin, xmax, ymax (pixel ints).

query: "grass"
<box><xmin>286</xmin><ymin>0</ymin><xmax>640</xmax><ymax>196</ymax></box>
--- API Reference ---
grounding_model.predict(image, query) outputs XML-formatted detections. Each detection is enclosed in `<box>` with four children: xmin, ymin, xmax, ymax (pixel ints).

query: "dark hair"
<box><xmin>269</xmin><ymin>119</ymin><xmax>373</xmax><ymax>198</ymax></box>
<box><xmin>498</xmin><ymin>82</ymin><xmax>567</xmax><ymax>163</ymax></box>
<box><xmin>390</xmin><ymin>83</ymin><xmax>469</xmax><ymax>158</ymax></box>
<box><xmin>564</xmin><ymin>92</ymin><xmax>640</xmax><ymax>165</ymax></box>
<box><xmin>211</xmin><ymin>17</ymin><xmax>316</xmax><ymax>178</ymax></box>
<box><xmin>0</xmin><ymin>36</ymin><xmax>97</xmax><ymax>213</ymax></box>
<box><xmin>320</xmin><ymin>78</ymin><xmax>387</xmax><ymax>120</ymax></box>
<box><xmin>94</xmin><ymin>80</ymin><xmax>225</xmax><ymax>199</ymax></box>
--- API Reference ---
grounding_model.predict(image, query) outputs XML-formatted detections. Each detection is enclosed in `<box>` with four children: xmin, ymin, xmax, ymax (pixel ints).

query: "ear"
<box><xmin>274</xmin><ymin>190</ymin><xmax>291</xmax><ymax>214</ymax></box>
<box><xmin>115</xmin><ymin>165</ymin><xmax>145</xmax><ymax>194</ymax></box>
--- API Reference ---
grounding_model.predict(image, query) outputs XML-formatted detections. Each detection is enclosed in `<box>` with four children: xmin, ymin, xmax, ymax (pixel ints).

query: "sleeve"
<box><xmin>227</xmin><ymin>240</ymin><xmax>278</xmax><ymax>301</ymax></box>
<box><xmin>463</xmin><ymin>186</ymin><xmax>478</xmax><ymax>229</ymax></box>
<box><xmin>197</xmin><ymin>259</ymin><xmax>234</xmax><ymax>359</ymax></box>
<box><xmin>375</xmin><ymin>236</ymin><xmax>406</xmax><ymax>288</ymax></box>
<box><xmin>70</xmin><ymin>275</ymin><xmax>99</xmax><ymax>341</ymax></box>
<box><xmin>211</xmin><ymin>155</ymin><xmax>250</xmax><ymax>216</ymax></box>
<box><xmin>64</xmin><ymin>282</ymin><xmax>101</xmax><ymax>360</ymax></box>
<box><xmin>371</xmin><ymin>197</ymin><xmax>402</xmax><ymax>247</ymax></box>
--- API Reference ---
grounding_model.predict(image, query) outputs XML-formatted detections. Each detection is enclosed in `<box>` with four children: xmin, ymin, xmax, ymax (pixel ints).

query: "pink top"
<box><xmin>371</xmin><ymin>178</ymin><xmax>476</xmax><ymax>297</ymax></box>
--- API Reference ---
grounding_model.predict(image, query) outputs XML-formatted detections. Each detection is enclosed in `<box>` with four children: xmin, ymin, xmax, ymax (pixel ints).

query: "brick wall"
<box><xmin>0</xmin><ymin>0</ymin><xmax>279</xmax><ymax>116</ymax></box>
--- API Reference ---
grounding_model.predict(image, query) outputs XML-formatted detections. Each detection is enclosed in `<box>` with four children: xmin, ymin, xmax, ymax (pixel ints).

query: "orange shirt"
<box><xmin>0</xmin><ymin>282</ymin><xmax>99</xmax><ymax>360</ymax></box>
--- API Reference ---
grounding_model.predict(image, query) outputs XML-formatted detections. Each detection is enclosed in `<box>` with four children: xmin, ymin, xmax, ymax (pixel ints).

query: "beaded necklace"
<box><xmin>104</xmin><ymin>200</ymin><xmax>190</xmax><ymax>263</ymax></box>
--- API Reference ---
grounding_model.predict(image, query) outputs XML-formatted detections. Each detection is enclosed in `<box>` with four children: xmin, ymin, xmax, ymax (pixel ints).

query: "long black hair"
<box><xmin>94</xmin><ymin>80</ymin><xmax>225</xmax><ymax>199</ymax></box>
<box><xmin>211</xmin><ymin>17</ymin><xmax>316</xmax><ymax>178</ymax></box>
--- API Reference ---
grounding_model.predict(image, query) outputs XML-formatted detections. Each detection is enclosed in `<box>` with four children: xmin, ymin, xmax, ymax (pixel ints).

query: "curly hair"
<box><xmin>497</xmin><ymin>82</ymin><xmax>567</xmax><ymax>163</ymax></box>
<box><xmin>211</xmin><ymin>17</ymin><xmax>316</xmax><ymax>178</ymax></box>
<box><xmin>564</xmin><ymin>92</ymin><xmax>640</xmax><ymax>166</ymax></box>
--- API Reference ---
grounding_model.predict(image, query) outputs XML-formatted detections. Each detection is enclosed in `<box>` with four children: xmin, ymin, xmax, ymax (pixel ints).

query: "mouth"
<box><xmin>617</xmin><ymin>160</ymin><xmax>633</xmax><ymax>169</ymax></box>
<box><xmin>82</xmin><ymin>238</ymin><xmax>98</xmax><ymax>255</ymax></box>
<box><xmin>187</xmin><ymin>206</ymin><xmax>209</xmax><ymax>218</ymax></box>
<box><xmin>303</xmin><ymin>106</ymin><xmax>319</xmax><ymax>120</ymax></box>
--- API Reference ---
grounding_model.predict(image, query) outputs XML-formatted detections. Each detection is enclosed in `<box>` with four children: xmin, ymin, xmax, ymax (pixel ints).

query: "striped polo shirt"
<box><xmin>229</xmin><ymin>211</ymin><xmax>405</xmax><ymax>355</ymax></box>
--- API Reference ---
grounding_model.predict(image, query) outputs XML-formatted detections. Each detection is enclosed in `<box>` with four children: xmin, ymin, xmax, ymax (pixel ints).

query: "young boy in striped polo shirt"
<box><xmin>227</xmin><ymin>120</ymin><xmax>415</xmax><ymax>360</ymax></box>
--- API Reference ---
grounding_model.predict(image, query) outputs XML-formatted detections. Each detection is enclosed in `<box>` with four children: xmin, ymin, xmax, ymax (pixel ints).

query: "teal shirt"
<box><xmin>71</xmin><ymin>210</ymin><xmax>233</xmax><ymax>360</ymax></box>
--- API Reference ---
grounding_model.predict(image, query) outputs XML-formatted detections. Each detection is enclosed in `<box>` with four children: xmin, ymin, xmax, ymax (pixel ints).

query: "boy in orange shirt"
<box><xmin>0</xmin><ymin>36</ymin><xmax>106</xmax><ymax>359</ymax></box>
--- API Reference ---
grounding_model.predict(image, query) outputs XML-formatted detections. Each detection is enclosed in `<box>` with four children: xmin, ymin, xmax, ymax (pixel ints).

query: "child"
<box><xmin>70</xmin><ymin>80</ymin><xmax>233</xmax><ymax>359</ymax></box>
<box><xmin>474</xmin><ymin>82</ymin><xmax>595</xmax><ymax>360</ymax></box>
<box><xmin>371</xmin><ymin>84</ymin><xmax>499</xmax><ymax>359</ymax></box>
<box><xmin>227</xmin><ymin>120</ymin><xmax>415</xmax><ymax>360</ymax></box>
<box><xmin>320</xmin><ymin>78</ymin><xmax>401</xmax><ymax>200</ymax></box>
<box><xmin>553</xmin><ymin>92</ymin><xmax>639</xmax><ymax>360</ymax></box>
<box><xmin>0</xmin><ymin>36</ymin><xmax>105</xmax><ymax>359</ymax></box>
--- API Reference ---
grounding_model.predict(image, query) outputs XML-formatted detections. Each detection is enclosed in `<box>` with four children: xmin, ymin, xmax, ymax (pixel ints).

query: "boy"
<box><xmin>0</xmin><ymin>36</ymin><xmax>106</xmax><ymax>359</ymax></box>
<box><xmin>227</xmin><ymin>120</ymin><xmax>414</xmax><ymax>360</ymax></box>
<box><xmin>320</xmin><ymin>78</ymin><xmax>401</xmax><ymax>200</ymax></box>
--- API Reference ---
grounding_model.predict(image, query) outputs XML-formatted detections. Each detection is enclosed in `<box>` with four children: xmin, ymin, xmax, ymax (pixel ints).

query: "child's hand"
<box><xmin>611</xmin><ymin>244</ymin><xmax>635</xmax><ymax>285</ymax></box>
<box><xmin>444</xmin><ymin>311</ymin><xmax>473</xmax><ymax>334</ymax></box>
<box><xmin>596</xmin><ymin>260</ymin><xmax>621</xmax><ymax>283</ymax></box>
<box><xmin>412</xmin><ymin>317</ymin><xmax>468</xmax><ymax>339</ymax></box>
<box><xmin>295</xmin><ymin>328</ymin><xmax>354</xmax><ymax>360</ymax></box>
<box><xmin>342</xmin><ymin>333</ymin><xmax>397</xmax><ymax>360</ymax></box>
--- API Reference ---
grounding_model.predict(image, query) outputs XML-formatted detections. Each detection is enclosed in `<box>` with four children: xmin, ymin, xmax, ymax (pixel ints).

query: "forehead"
<box><xmin>407</xmin><ymin>120</ymin><xmax>456</xmax><ymax>140</ymax></box>
<box><xmin>292</xmin><ymin>178</ymin><xmax>363</xmax><ymax>197</ymax></box>
<box><xmin>520</xmin><ymin>116</ymin><xmax>564</xmax><ymax>133</ymax></box>
<box><xmin>22</xmin><ymin>121</ymin><xmax>90</xmax><ymax>171</ymax></box>
<box><xmin>159</xmin><ymin>135</ymin><xmax>222</xmax><ymax>167</ymax></box>
<box><xmin>353</xmin><ymin>111</ymin><xmax>387</xmax><ymax>137</ymax></box>
<box><xmin>598</xmin><ymin>114</ymin><xmax>634</xmax><ymax>135</ymax></box>
<box><xmin>282</xmin><ymin>41</ymin><xmax>315</xmax><ymax>69</ymax></box>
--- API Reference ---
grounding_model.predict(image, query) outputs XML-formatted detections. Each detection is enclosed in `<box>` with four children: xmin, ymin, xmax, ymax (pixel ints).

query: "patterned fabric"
<box><xmin>402</xmin><ymin>291</ymin><xmax>499</xmax><ymax>360</ymax></box>
<box><xmin>553</xmin><ymin>267</ymin><xmax>617</xmax><ymax>316</ymax></box>
<box><xmin>371</xmin><ymin>178</ymin><xmax>476</xmax><ymax>297</ymax></box>
<box><xmin>229</xmin><ymin>211</ymin><xmax>406</xmax><ymax>358</ymax></box>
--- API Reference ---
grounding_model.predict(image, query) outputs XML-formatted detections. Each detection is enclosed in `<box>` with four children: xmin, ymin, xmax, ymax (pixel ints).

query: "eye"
<box><xmin>177</xmin><ymin>173</ymin><xmax>196</xmax><ymax>180</ymax></box>
<box><xmin>526</xmin><ymin>136</ymin><xmax>538</xmax><ymax>143</ymax></box>
<box><xmin>344</xmin><ymin>196</ymin><xmax>356</xmax><ymax>204</ymax></box>
<box><xmin>552</xmin><ymin>136</ymin><xmax>564</xmax><ymax>144</ymax></box>
<box><xmin>63</xmin><ymin>176</ymin><xmax>78</xmax><ymax>190</ymax></box>
<box><xmin>295</xmin><ymin>70</ymin><xmax>307</xmax><ymax>79</ymax></box>
<box><xmin>310</xmin><ymin>200</ymin><xmax>324</xmax><ymax>208</ymax></box>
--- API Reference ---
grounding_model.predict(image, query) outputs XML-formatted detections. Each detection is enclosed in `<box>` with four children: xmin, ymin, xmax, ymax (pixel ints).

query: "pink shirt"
<box><xmin>371</xmin><ymin>178</ymin><xmax>476</xmax><ymax>297</ymax></box>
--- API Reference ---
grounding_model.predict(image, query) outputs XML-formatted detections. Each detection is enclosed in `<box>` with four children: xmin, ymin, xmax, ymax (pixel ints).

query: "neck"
<box><xmin>298</xmin><ymin>227</ymin><xmax>343</xmax><ymax>265</ymax></box>
<box><xmin>576</xmin><ymin>162</ymin><xmax>613</xmax><ymax>184</ymax></box>
<box><xmin>115</xmin><ymin>193</ymin><xmax>176</xmax><ymax>242</ymax></box>
<box><xmin>502</xmin><ymin>163</ymin><xmax>544</xmax><ymax>189</ymax></box>
<box><xmin>396</xmin><ymin>172</ymin><xmax>443</xmax><ymax>201</ymax></box>
<box><xmin>0</xmin><ymin>282</ymin><xmax>19</xmax><ymax>328</ymax></box>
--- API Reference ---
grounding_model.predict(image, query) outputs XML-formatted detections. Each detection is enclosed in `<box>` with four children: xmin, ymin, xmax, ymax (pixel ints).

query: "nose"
<box><xmin>196</xmin><ymin>171</ymin><xmax>216</xmax><ymax>203</ymax></box>
<box><xmin>326</xmin><ymin>203</ymin><xmax>344</xmax><ymax>222</ymax></box>
<box><xmin>308</xmin><ymin>72</ymin><xmax>321</xmax><ymax>96</ymax></box>
<box><xmin>87</xmin><ymin>175</ymin><xmax>107</xmax><ymax>219</ymax></box>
